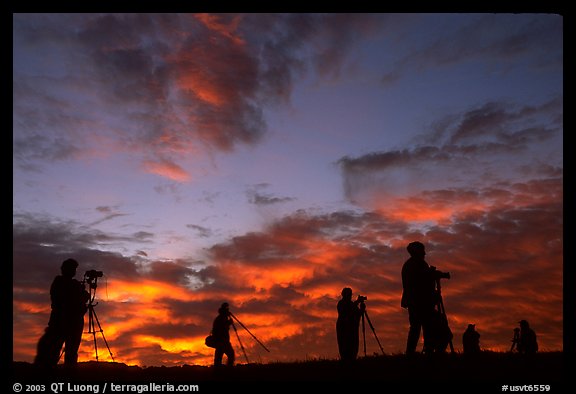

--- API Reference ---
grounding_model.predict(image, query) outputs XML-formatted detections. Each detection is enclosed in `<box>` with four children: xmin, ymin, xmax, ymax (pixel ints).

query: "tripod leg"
<box><xmin>231</xmin><ymin>321</ymin><xmax>249</xmax><ymax>364</ymax></box>
<box><xmin>229</xmin><ymin>313</ymin><xmax>270</xmax><ymax>353</ymax></box>
<box><xmin>364</xmin><ymin>310</ymin><xmax>385</xmax><ymax>355</ymax></box>
<box><xmin>437</xmin><ymin>297</ymin><xmax>454</xmax><ymax>354</ymax></box>
<box><xmin>88</xmin><ymin>307</ymin><xmax>99</xmax><ymax>361</ymax></box>
<box><xmin>89</xmin><ymin>306</ymin><xmax>115</xmax><ymax>362</ymax></box>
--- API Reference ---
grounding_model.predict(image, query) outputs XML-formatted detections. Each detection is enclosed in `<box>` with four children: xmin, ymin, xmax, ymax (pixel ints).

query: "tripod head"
<box><xmin>82</xmin><ymin>270</ymin><xmax>104</xmax><ymax>306</ymax></box>
<box><xmin>84</xmin><ymin>270</ymin><xmax>103</xmax><ymax>288</ymax></box>
<box><xmin>356</xmin><ymin>295</ymin><xmax>367</xmax><ymax>308</ymax></box>
<box><xmin>431</xmin><ymin>266</ymin><xmax>450</xmax><ymax>280</ymax></box>
<box><xmin>431</xmin><ymin>267</ymin><xmax>450</xmax><ymax>295</ymax></box>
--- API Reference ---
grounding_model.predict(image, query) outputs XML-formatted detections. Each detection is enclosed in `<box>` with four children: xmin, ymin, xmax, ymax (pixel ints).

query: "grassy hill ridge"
<box><xmin>11</xmin><ymin>352</ymin><xmax>564</xmax><ymax>383</ymax></box>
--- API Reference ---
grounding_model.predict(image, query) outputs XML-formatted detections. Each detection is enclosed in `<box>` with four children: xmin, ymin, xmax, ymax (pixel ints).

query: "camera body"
<box><xmin>357</xmin><ymin>295</ymin><xmax>367</xmax><ymax>302</ymax></box>
<box><xmin>85</xmin><ymin>270</ymin><xmax>103</xmax><ymax>280</ymax></box>
<box><xmin>430</xmin><ymin>266</ymin><xmax>450</xmax><ymax>280</ymax></box>
<box><xmin>84</xmin><ymin>270</ymin><xmax>103</xmax><ymax>289</ymax></box>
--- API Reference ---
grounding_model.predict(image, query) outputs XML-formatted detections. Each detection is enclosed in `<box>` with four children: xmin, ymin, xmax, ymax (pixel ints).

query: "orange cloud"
<box><xmin>104</xmin><ymin>279</ymin><xmax>200</xmax><ymax>302</ymax></box>
<box><xmin>177</xmin><ymin>73</ymin><xmax>228</xmax><ymax>107</ymax></box>
<box><xmin>13</xmin><ymin>179</ymin><xmax>562</xmax><ymax>366</ymax></box>
<box><xmin>219</xmin><ymin>262</ymin><xmax>316</xmax><ymax>291</ymax></box>
<box><xmin>143</xmin><ymin>159</ymin><xmax>191</xmax><ymax>182</ymax></box>
<box><xmin>194</xmin><ymin>13</ymin><xmax>245</xmax><ymax>46</ymax></box>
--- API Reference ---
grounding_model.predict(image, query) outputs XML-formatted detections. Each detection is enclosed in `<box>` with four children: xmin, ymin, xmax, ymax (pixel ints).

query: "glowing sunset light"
<box><xmin>103</xmin><ymin>279</ymin><xmax>198</xmax><ymax>302</ymax></box>
<box><xmin>218</xmin><ymin>262</ymin><xmax>317</xmax><ymax>290</ymax></box>
<box><xmin>177</xmin><ymin>74</ymin><xmax>228</xmax><ymax>107</ymax></box>
<box><xmin>194</xmin><ymin>13</ymin><xmax>246</xmax><ymax>46</ymax></box>
<box><xmin>13</xmin><ymin>13</ymin><xmax>562</xmax><ymax>368</ymax></box>
<box><xmin>142</xmin><ymin>159</ymin><xmax>191</xmax><ymax>183</ymax></box>
<box><xmin>134</xmin><ymin>335</ymin><xmax>202</xmax><ymax>354</ymax></box>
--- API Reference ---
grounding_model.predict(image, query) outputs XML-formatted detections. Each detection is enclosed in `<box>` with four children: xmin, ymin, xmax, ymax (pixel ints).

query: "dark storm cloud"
<box><xmin>13</xmin><ymin>13</ymin><xmax>384</xmax><ymax>180</ymax></box>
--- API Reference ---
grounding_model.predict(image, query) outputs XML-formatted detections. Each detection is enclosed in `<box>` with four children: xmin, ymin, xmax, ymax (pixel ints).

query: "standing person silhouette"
<box><xmin>401</xmin><ymin>241</ymin><xmax>437</xmax><ymax>355</ymax></box>
<box><xmin>336</xmin><ymin>287</ymin><xmax>365</xmax><ymax>362</ymax></box>
<box><xmin>212</xmin><ymin>302</ymin><xmax>235</xmax><ymax>367</ymax></box>
<box><xmin>518</xmin><ymin>320</ymin><xmax>538</xmax><ymax>355</ymax></box>
<box><xmin>462</xmin><ymin>324</ymin><xmax>481</xmax><ymax>354</ymax></box>
<box><xmin>34</xmin><ymin>258</ymin><xmax>90</xmax><ymax>368</ymax></box>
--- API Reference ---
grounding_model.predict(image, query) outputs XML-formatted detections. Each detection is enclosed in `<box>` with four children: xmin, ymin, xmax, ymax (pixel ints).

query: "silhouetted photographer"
<box><xmin>207</xmin><ymin>302</ymin><xmax>270</xmax><ymax>366</ymax></box>
<box><xmin>517</xmin><ymin>320</ymin><xmax>538</xmax><ymax>355</ymax></box>
<box><xmin>34</xmin><ymin>258</ymin><xmax>90</xmax><ymax>368</ymax></box>
<box><xmin>401</xmin><ymin>241</ymin><xmax>451</xmax><ymax>355</ymax></box>
<box><xmin>211</xmin><ymin>303</ymin><xmax>236</xmax><ymax>367</ymax></box>
<box><xmin>337</xmin><ymin>287</ymin><xmax>365</xmax><ymax>362</ymax></box>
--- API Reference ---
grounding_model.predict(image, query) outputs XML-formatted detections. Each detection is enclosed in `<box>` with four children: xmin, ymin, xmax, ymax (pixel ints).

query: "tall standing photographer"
<box><xmin>34</xmin><ymin>258</ymin><xmax>90</xmax><ymax>368</ymax></box>
<box><xmin>401</xmin><ymin>241</ymin><xmax>450</xmax><ymax>355</ymax></box>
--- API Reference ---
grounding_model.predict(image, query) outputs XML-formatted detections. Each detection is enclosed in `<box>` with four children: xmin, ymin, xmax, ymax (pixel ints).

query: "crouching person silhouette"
<box><xmin>462</xmin><ymin>324</ymin><xmax>481</xmax><ymax>354</ymax></box>
<box><xmin>34</xmin><ymin>258</ymin><xmax>90</xmax><ymax>369</ymax></box>
<box><xmin>212</xmin><ymin>303</ymin><xmax>235</xmax><ymax>367</ymax></box>
<box><xmin>518</xmin><ymin>320</ymin><xmax>538</xmax><ymax>355</ymax></box>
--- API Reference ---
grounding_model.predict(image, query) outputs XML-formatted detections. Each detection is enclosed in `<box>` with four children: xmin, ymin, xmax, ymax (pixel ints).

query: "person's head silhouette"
<box><xmin>219</xmin><ymin>302</ymin><xmax>230</xmax><ymax>315</ymax></box>
<box><xmin>60</xmin><ymin>258</ymin><xmax>79</xmax><ymax>278</ymax></box>
<box><xmin>341</xmin><ymin>287</ymin><xmax>353</xmax><ymax>300</ymax></box>
<box><xmin>407</xmin><ymin>241</ymin><xmax>426</xmax><ymax>258</ymax></box>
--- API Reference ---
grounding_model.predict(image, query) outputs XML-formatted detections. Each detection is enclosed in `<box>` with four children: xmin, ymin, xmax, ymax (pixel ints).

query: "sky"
<box><xmin>12</xmin><ymin>13</ymin><xmax>563</xmax><ymax>367</ymax></box>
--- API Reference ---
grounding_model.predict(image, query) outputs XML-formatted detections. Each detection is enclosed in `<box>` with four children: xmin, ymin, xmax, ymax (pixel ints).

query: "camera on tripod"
<box><xmin>430</xmin><ymin>266</ymin><xmax>450</xmax><ymax>280</ymax></box>
<box><xmin>85</xmin><ymin>269</ymin><xmax>103</xmax><ymax>279</ymax></box>
<box><xmin>84</xmin><ymin>269</ymin><xmax>103</xmax><ymax>288</ymax></box>
<box><xmin>82</xmin><ymin>269</ymin><xmax>114</xmax><ymax>361</ymax></box>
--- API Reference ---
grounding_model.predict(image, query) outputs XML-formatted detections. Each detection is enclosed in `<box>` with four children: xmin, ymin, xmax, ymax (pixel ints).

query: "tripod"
<box><xmin>85</xmin><ymin>276</ymin><xmax>115</xmax><ymax>362</ymax></box>
<box><xmin>229</xmin><ymin>311</ymin><xmax>270</xmax><ymax>364</ymax></box>
<box><xmin>434</xmin><ymin>277</ymin><xmax>454</xmax><ymax>354</ymax></box>
<box><xmin>510</xmin><ymin>328</ymin><xmax>520</xmax><ymax>352</ymax></box>
<box><xmin>360</xmin><ymin>302</ymin><xmax>385</xmax><ymax>356</ymax></box>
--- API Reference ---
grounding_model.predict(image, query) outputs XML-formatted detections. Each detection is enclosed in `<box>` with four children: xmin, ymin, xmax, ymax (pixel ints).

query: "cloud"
<box><xmin>90</xmin><ymin>206</ymin><xmax>129</xmax><ymax>226</ymax></box>
<box><xmin>143</xmin><ymin>159</ymin><xmax>191</xmax><ymax>183</ymax></box>
<box><xmin>381</xmin><ymin>14</ymin><xmax>562</xmax><ymax>86</ymax></box>
<box><xmin>246</xmin><ymin>183</ymin><xmax>296</xmax><ymax>206</ymax></box>
<box><xmin>337</xmin><ymin>97</ymin><xmax>562</xmax><ymax>211</ymax></box>
<box><xmin>13</xmin><ymin>13</ymin><xmax>384</xmax><ymax>181</ymax></box>
<box><xmin>12</xmin><ymin>14</ymin><xmax>563</xmax><ymax>365</ymax></box>
<box><xmin>186</xmin><ymin>224</ymin><xmax>214</xmax><ymax>238</ymax></box>
<box><xmin>13</xmin><ymin>169</ymin><xmax>562</xmax><ymax>365</ymax></box>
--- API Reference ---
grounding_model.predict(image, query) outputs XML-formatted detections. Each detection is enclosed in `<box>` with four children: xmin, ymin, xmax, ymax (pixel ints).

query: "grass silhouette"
<box><xmin>11</xmin><ymin>351</ymin><xmax>564</xmax><ymax>383</ymax></box>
